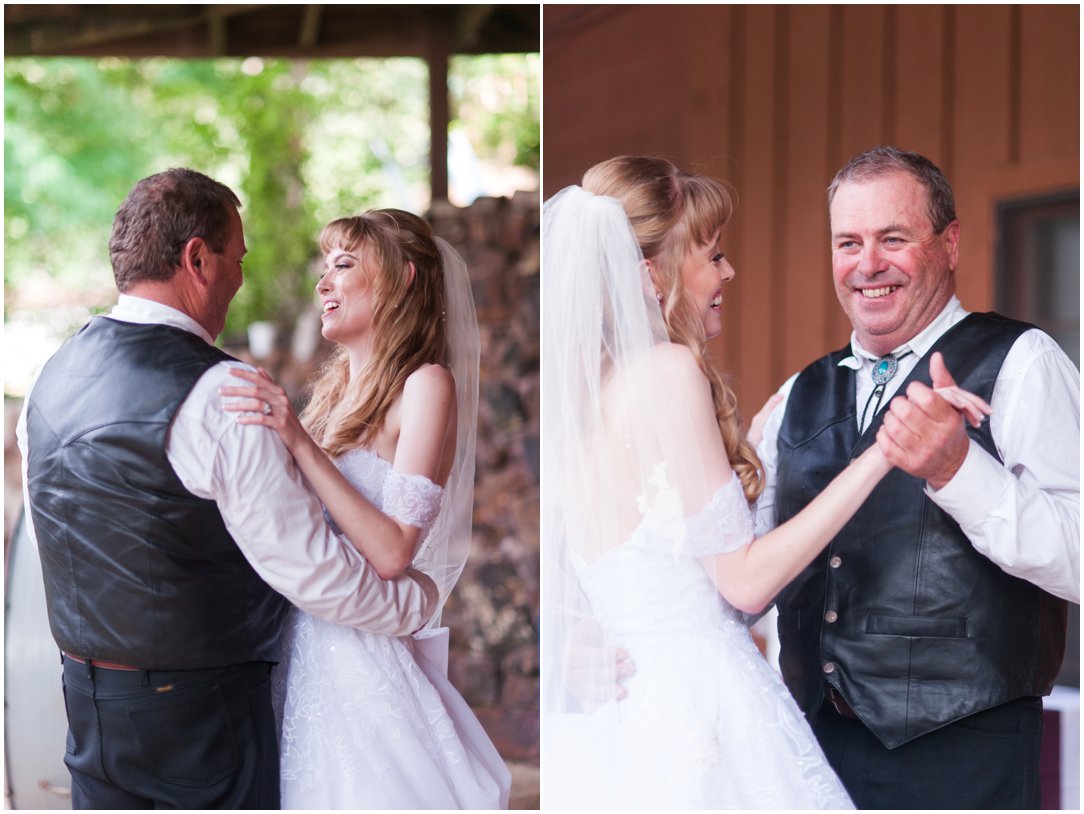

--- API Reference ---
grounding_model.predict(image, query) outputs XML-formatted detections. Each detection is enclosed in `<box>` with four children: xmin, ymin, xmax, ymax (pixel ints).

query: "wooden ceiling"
<box><xmin>5</xmin><ymin>4</ymin><xmax>539</xmax><ymax>58</ymax></box>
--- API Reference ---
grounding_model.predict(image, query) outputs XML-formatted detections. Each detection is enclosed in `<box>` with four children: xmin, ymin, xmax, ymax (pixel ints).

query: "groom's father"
<box><xmin>17</xmin><ymin>169</ymin><xmax>438</xmax><ymax>809</ymax></box>
<box><xmin>757</xmin><ymin>146</ymin><xmax>1078</xmax><ymax>809</ymax></box>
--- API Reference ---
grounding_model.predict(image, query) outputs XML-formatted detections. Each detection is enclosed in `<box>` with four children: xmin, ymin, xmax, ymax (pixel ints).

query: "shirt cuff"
<box><xmin>408</xmin><ymin>568</ymin><xmax>441</xmax><ymax>633</ymax></box>
<box><xmin>924</xmin><ymin>439</ymin><xmax>1008</xmax><ymax>528</ymax></box>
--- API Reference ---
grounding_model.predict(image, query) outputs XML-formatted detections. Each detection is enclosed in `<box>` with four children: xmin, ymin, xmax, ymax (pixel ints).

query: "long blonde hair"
<box><xmin>301</xmin><ymin>209</ymin><xmax>447</xmax><ymax>455</ymax></box>
<box><xmin>582</xmin><ymin>156</ymin><xmax>764</xmax><ymax>502</ymax></box>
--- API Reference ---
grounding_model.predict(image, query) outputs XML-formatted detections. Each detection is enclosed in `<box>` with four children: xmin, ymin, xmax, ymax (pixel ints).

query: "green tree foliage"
<box><xmin>5</xmin><ymin>54</ymin><xmax>538</xmax><ymax>341</ymax></box>
<box><xmin>451</xmin><ymin>54</ymin><xmax>539</xmax><ymax>172</ymax></box>
<box><xmin>5</xmin><ymin>59</ymin><xmax>158</xmax><ymax>289</ymax></box>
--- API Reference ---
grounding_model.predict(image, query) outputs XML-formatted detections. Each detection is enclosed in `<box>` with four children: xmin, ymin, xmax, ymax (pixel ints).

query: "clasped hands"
<box><xmin>876</xmin><ymin>351</ymin><xmax>990</xmax><ymax>490</ymax></box>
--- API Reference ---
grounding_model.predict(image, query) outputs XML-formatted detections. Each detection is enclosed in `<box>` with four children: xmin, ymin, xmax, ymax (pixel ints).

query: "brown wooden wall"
<box><xmin>543</xmin><ymin>4</ymin><xmax>1079</xmax><ymax>416</ymax></box>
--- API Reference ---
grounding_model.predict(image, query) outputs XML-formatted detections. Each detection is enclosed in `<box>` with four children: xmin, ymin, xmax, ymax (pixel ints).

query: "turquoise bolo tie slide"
<box><xmin>861</xmin><ymin>352</ymin><xmax>910</xmax><ymax>431</ymax></box>
<box><xmin>871</xmin><ymin>355</ymin><xmax>899</xmax><ymax>386</ymax></box>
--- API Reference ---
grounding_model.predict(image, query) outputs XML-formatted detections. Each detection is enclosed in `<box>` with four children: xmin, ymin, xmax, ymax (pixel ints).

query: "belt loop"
<box><xmin>140</xmin><ymin>669</ymin><xmax>151</xmax><ymax>687</ymax></box>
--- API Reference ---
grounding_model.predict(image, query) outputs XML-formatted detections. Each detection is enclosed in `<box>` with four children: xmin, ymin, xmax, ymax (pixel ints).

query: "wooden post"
<box><xmin>428</xmin><ymin>27</ymin><xmax>451</xmax><ymax>203</ymax></box>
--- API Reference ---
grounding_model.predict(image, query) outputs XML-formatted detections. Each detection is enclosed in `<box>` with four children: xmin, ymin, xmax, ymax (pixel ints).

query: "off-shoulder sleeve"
<box><xmin>683</xmin><ymin>476</ymin><xmax>755</xmax><ymax>558</ymax></box>
<box><xmin>382</xmin><ymin>469</ymin><xmax>444</xmax><ymax>530</ymax></box>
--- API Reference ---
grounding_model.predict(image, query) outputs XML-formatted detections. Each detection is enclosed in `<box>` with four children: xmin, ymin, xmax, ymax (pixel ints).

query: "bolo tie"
<box><xmin>859</xmin><ymin>351</ymin><xmax>913</xmax><ymax>432</ymax></box>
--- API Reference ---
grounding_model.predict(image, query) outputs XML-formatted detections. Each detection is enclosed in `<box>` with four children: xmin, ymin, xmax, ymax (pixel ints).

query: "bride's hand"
<box><xmin>932</xmin><ymin>384</ymin><xmax>991</xmax><ymax>428</ymax></box>
<box><xmin>564</xmin><ymin>620</ymin><xmax>635</xmax><ymax>711</ymax></box>
<box><xmin>876</xmin><ymin>352</ymin><xmax>990</xmax><ymax>489</ymax></box>
<box><xmin>220</xmin><ymin>367</ymin><xmax>310</xmax><ymax>455</ymax></box>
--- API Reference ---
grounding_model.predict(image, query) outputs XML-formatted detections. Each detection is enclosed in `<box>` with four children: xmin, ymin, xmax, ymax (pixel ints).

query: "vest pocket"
<box><xmin>865</xmin><ymin>614</ymin><xmax>967</xmax><ymax>638</ymax></box>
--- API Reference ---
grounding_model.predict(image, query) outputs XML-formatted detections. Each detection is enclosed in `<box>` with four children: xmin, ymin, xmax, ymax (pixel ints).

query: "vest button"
<box><xmin>823</xmin><ymin>661</ymin><xmax>836</xmax><ymax>674</ymax></box>
<box><xmin>829</xmin><ymin>556</ymin><xmax>842</xmax><ymax>568</ymax></box>
<box><xmin>825</xmin><ymin>610</ymin><xmax>838</xmax><ymax>623</ymax></box>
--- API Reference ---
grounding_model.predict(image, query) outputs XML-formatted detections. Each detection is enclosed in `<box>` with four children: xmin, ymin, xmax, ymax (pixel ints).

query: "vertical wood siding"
<box><xmin>542</xmin><ymin>4</ymin><xmax>1079</xmax><ymax>416</ymax></box>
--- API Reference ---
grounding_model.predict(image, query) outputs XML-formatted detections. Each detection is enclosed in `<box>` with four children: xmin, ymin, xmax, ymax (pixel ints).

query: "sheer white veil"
<box><xmin>412</xmin><ymin>236</ymin><xmax>480</xmax><ymax>628</ymax></box>
<box><xmin>542</xmin><ymin>185</ymin><xmax>725</xmax><ymax>802</ymax></box>
<box><xmin>541</xmin><ymin>185</ymin><xmax>670</xmax><ymax>565</ymax></box>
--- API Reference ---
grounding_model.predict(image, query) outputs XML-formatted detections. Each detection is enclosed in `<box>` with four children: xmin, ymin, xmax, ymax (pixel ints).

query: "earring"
<box><xmin>655</xmin><ymin>291</ymin><xmax>663</xmax><ymax>304</ymax></box>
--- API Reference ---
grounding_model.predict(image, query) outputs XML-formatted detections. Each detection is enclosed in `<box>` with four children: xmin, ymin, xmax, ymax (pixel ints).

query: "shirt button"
<box><xmin>825</xmin><ymin>610</ymin><xmax>838</xmax><ymax>623</ymax></box>
<box><xmin>829</xmin><ymin>556</ymin><xmax>842</xmax><ymax>568</ymax></box>
<box><xmin>823</xmin><ymin>662</ymin><xmax>836</xmax><ymax>674</ymax></box>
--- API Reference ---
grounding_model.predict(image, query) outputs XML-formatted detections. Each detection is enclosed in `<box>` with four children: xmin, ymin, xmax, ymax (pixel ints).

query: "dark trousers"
<box><xmin>814</xmin><ymin>695</ymin><xmax>1043</xmax><ymax>810</ymax></box>
<box><xmin>61</xmin><ymin>656</ymin><xmax>280</xmax><ymax>810</ymax></box>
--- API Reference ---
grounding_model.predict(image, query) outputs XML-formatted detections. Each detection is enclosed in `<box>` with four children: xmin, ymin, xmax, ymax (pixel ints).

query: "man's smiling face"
<box><xmin>830</xmin><ymin>171</ymin><xmax>959</xmax><ymax>356</ymax></box>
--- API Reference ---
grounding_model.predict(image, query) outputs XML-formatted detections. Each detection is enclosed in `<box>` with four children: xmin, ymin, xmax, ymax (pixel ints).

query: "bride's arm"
<box><xmin>704</xmin><ymin>446</ymin><xmax>891</xmax><ymax>614</ymax></box>
<box><xmin>674</xmin><ymin>358</ymin><xmax>989</xmax><ymax>616</ymax></box>
<box><xmin>655</xmin><ymin>347</ymin><xmax>895</xmax><ymax>615</ymax></box>
<box><xmin>222</xmin><ymin>365</ymin><xmax>454</xmax><ymax>579</ymax></box>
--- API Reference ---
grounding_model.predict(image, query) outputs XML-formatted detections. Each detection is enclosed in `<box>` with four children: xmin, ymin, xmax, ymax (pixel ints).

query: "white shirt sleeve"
<box><xmin>167</xmin><ymin>361</ymin><xmax>438</xmax><ymax>634</ymax></box>
<box><xmin>753</xmin><ymin>374</ymin><xmax>797</xmax><ymax>538</ymax></box>
<box><xmin>928</xmin><ymin>330</ymin><xmax>1080</xmax><ymax>603</ymax></box>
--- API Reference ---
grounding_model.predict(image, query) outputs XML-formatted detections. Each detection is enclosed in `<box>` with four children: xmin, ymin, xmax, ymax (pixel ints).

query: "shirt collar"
<box><xmin>110</xmin><ymin>294</ymin><xmax>215</xmax><ymax>346</ymax></box>
<box><xmin>838</xmin><ymin>296</ymin><xmax>966</xmax><ymax>370</ymax></box>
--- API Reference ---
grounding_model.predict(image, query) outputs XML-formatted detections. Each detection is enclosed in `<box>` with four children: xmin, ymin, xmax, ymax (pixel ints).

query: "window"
<box><xmin>996</xmin><ymin>191</ymin><xmax>1080</xmax><ymax>367</ymax></box>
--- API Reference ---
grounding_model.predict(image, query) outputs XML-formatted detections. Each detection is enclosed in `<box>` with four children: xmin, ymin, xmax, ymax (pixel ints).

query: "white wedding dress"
<box><xmin>273</xmin><ymin>447</ymin><xmax>511</xmax><ymax>809</ymax></box>
<box><xmin>545</xmin><ymin>468</ymin><xmax>853</xmax><ymax>810</ymax></box>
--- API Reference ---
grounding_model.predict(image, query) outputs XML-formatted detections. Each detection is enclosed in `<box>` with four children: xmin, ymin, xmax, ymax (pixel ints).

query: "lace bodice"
<box><xmin>579</xmin><ymin>472</ymin><xmax>754</xmax><ymax>642</ymax></box>
<box><xmin>322</xmin><ymin>447</ymin><xmax>444</xmax><ymax>562</ymax></box>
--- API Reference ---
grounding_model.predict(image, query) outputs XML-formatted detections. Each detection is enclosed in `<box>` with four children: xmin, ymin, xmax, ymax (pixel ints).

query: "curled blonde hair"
<box><xmin>301</xmin><ymin>209</ymin><xmax>447</xmax><ymax>455</ymax></box>
<box><xmin>583</xmin><ymin>156</ymin><xmax>764</xmax><ymax>503</ymax></box>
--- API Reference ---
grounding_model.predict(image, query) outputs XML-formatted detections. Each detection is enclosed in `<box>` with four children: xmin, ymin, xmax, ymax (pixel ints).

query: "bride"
<box><xmin>223</xmin><ymin>209</ymin><xmax>510</xmax><ymax>809</ymax></box>
<box><xmin>541</xmin><ymin>157</ymin><xmax>988</xmax><ymax>809</ymax></box>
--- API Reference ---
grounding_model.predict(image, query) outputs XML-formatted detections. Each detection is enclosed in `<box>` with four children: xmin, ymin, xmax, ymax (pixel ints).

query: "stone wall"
<box><xmin>428</xmin><ymin>191</ymin><xmax>540</xmax><ymax>763</ymax></box>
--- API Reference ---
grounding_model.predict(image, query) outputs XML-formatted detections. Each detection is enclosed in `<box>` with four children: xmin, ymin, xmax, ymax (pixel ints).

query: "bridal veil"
<box><xmin>541</xmin><ymin>186</ymin><xmax>731</xmax><ymax>804</ymax></box>
<box><xmin>413</xmin><ymin>237</ymin><xmax>480</xmax><ymax>629</ymax></box>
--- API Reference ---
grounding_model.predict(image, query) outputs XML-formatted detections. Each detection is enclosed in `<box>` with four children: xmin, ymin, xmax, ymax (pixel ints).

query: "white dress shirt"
<box><xmin>756</xmin><ymin>296</ymin><xmax>1080</xmax><ymax>604</ymax></box>
<box><xmin>17</xmin><ymin>295</ymin><xmax>436</xmax><ymax>636</ymax></box>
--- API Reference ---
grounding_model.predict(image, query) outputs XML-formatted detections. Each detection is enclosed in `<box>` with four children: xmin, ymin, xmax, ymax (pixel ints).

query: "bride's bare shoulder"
<box><xmin>403</xmin><ymin>363</ymin><xmax>454</xmax><ymax>400</ymax></box>
<box><xmin>603</xmin><ymin>343</ymin><xmax>711</xmax><ymax>422</ymax></box>
<box><xmin>628</xmin><ymin>341</ymin><xmax>710</xmax><ymax>392</ymax></box>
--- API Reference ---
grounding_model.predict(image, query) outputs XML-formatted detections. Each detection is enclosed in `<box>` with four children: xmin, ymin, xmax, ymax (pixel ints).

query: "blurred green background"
<box><xmin>4</xmin><ymin>51</ymin><xmax>539</xmax><ymax>394</ymax></box>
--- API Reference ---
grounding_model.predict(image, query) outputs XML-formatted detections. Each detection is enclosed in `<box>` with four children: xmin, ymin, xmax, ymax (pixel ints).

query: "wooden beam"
<box><xmin>299</xmin><ymin>5</ymin><xmax>323</xmax><ymax>50</ymax></box>
<box><xmin>5</xmin><ymin>5</ymin><xmax>537</xmax><ymax>58</ymax></box>
<box><xmin>209</xmin><ymin>15</ymin><xmax>227</xmax><ymax>56</ymax></box>
<box><xmin>456</xmin><ymin>5</ymin><xmax>494</xmax><ymax>51</ymax></box>
<box><xmin>428</xmin><ymin>25</ymin><xmax>452</xmax><ymax>203</ymax></box>
<box><xmin>10</xmin><ymin>7</ymin><xmax>201</xmax><ymax>55</ymax></box>
<box><xmin>297</xmin><ymin>5</ymin><xmax>320</xmax><ymax>50</ymax></box>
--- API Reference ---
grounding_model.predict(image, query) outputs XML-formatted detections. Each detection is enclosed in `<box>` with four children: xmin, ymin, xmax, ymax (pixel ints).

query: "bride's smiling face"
<box><xmin>679</xmin><ymin>230</ymin><xmax>734</xmax><ymax>340</ymax></box>
<box><xmin>317</xmin><ymin>244</ymin><xmax>376</xmax><ymax>350</ymax></box>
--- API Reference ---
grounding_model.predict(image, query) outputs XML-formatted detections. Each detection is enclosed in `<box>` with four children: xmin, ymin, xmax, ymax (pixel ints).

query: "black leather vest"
<box><xmin>774</xmin><ymin>313</ymin><xmax>1067</xmax><ymax>748</ymax></box>
<box><xmin>25</xmin><ymin>318</ymin><xmax>288</xmax><ymax>669</ymax></box>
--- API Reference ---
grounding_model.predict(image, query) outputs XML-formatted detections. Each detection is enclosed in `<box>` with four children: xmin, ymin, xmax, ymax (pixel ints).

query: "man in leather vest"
<box><xmin>756</xmin><ymin>146</ymin><xmax>1078</xmax><ymax>808</ymax></box>
<box><xmin>17</xmin><ymin>169</ymin><xmax>439</xmax><ymax>808</ymax></box>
